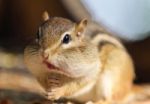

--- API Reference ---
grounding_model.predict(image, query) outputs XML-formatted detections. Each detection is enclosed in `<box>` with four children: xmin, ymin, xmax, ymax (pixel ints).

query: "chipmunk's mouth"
<box><xmin>43</xmin><ymin>60</ymin><xmax>59</xmax><ymax>71</ymax></box>
<box><xmin>43</xmin><ymin>60</ymin><xmax>73</xmax><ymax>77</ymax></box>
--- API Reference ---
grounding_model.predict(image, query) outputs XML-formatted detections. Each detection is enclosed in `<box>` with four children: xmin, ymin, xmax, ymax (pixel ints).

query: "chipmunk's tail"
<box><xmin>125</xmin><ymin>84</ymin><xmax>150</xmax><ymax>103</ymax></box>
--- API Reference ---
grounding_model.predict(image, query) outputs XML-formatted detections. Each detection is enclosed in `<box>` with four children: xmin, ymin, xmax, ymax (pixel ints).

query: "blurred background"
<box><xmin>0</xmin><ymin>0</ymin><xmax>150</xmax><ymax>88</ymax></box>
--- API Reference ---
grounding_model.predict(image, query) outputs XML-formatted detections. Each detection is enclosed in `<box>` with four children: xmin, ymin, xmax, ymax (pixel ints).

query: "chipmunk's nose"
<box><xmin>42</xmin><ymin>48</ymin><xmax>57</xmax><ymax>59</ymax></box>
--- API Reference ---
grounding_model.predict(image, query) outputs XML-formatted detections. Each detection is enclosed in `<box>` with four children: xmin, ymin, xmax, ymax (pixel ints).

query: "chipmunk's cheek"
<box><xmin>59</xmin><ymin>62</ymin><xmax>84</xmax><ymax>78</ymax></box>
<box><xmin>51</xmin><ymin>58</ymin><xmax>74</xmax><ymax>77</ymax></box>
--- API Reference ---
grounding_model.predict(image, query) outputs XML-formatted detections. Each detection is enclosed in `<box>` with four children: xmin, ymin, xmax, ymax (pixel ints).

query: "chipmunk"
<box><xmin>24</xmin><ymin>12</ymin><xmax>150</xmax><ymax>104</ymax></box>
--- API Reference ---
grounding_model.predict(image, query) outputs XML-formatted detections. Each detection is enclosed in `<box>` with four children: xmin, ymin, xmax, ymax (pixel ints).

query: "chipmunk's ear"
<box><xmin>42</xmin><ymin>11</ymin><xmax>50</xmax><ymax>21</ymax></box>
<box><xmin>76</xmin><ymin>19</ymin><xmax>87</xmax><ymax>38</ymax></box>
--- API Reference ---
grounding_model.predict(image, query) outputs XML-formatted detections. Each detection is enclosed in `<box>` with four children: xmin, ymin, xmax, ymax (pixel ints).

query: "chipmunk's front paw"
<box><xmin>46</xmin><ymin>87</ymin><xmax>64</xmax><ymax>100</ymax></box>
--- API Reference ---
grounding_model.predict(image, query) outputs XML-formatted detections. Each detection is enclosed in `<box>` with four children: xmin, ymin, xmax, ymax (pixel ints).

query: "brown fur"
<box><xmin>99</xmin><ymin>44</ymin><xmax>134</xmax><ymax>102</ymax></box>
<box><xmin>24</xmin><ymin>15</ymin><xmax>150</xmax><ymax>104</ymax></box>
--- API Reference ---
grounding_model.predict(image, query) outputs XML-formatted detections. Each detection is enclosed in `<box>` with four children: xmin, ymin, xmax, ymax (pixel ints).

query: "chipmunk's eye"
<box><xmin>62</xmin><ymin>34</ymin><xmax>71</xmax><ymax>44</ymax></box>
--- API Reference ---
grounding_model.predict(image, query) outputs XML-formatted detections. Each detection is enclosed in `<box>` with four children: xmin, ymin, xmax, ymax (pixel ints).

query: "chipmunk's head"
<box><xmin>25</xmin><ymin>12</ymin><xmax>100</xmax><ymax>79</ymax></box>
<box><xmin>37</xmin><ymin>12</ymin><xmax>87</xmax><ymax>50</ymax></box>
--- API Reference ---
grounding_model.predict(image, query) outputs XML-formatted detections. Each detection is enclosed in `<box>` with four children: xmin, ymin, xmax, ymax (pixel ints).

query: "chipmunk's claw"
<box><xmin>46</xmin><ymin>87</ymin><xmax>64</xmax><ymax>100</ymax></box>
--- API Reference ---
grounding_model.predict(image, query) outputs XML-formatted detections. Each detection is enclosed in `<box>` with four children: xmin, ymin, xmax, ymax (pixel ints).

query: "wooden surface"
<box><xmin>0</xmin><ymin>67</ymin><xmax>49</xmax><ymax>104</ymax></box>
